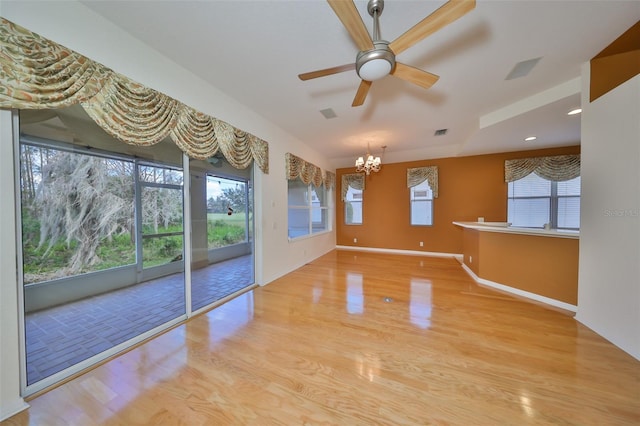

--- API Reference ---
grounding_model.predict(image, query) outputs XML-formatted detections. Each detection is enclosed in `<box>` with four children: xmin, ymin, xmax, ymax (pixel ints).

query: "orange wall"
<box><xmin>336</xmin><ymin>145</ymin><xmax>580</xmax><ymax>254</ymax></box>
<box><xmin>590</xmin><ymin>20</ymin><xmax>640</xmax><ymax>102</ymax></box>
<box><xmin>463</xmin><ymin>229</ymin><xmax>480</xmax><ymax>275</ymax></box>
<box><xmin>475</xmin><ymin>231</ymin><xmax>579</xmax><ymax>305</ymax></box>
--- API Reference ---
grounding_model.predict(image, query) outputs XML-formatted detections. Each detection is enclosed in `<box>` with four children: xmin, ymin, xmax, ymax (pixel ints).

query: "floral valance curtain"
<box><xmin>285</xmin><ymin>153</ymin><xmax>334</xmax><ymax>189</ymax></box>
<box><xmin>341</xmin><ymin>173</ymin><xmax>364</xmax><ymax>201</ymax></box>
<box><xmin>324</xmin><ymin>170</ymin><xmax>336</xmax><ymax>190</ymax></box>
<box><xmin>407</xmin><ymin>166</ymin><xmax>439</xmax><ymax>198</ymax></box>
<box><xmin>0</xmin><ymin>18</ymin><xmax>269</xmax><ymax>173</ymax></box>
<box><xmin>504</xmin><ymin>154</ymin><xmax>580</xmax><ymax>182</ymax></box>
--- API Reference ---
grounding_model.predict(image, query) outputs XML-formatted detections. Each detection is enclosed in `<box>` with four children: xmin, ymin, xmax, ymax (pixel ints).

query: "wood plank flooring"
<box><xmin>4</xmin><ymin>250</ymin><xmax>639</xmax><ymax>425</ymax></box>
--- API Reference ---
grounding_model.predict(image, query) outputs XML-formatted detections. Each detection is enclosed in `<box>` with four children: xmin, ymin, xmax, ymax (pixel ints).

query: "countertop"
<box><xmin>453</xmin><ymin>221</ymin><xmax>579</xmax><ymax>239</ymax></box>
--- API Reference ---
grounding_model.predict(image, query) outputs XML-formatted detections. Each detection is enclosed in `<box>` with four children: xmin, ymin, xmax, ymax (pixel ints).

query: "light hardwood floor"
<box><xmin>4</xmin><ymin>250</ymin><xmax>639</xmax><ymax>425</ymax></box>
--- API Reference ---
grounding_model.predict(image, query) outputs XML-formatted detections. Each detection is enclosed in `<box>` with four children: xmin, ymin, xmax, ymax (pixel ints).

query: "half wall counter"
<box><xmin>453</xmin><ymin>221</ymin><xmax>579</xmax><ymax>312</ymax></box>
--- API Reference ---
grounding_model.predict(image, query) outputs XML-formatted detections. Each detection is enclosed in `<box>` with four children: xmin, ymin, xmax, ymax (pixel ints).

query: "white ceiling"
<box><xmin>81</xmin><ymin>0</ymin><xmax>640</xmax><ymax>168</ymax></box>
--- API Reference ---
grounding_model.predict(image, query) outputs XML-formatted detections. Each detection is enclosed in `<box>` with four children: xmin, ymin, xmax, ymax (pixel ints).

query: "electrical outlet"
<box><xmin>469</xmin><ymin>256</ymin><xmax>473</xmax><ymax>263</ymax></box>
<box><xmin>353</xmin><ymin>238</ymin><xmax>357</xmax><ymax>243</ymax></box>
<box><xmin>419</xmin><ymin>241</ymin><xmax>424</xmax><ymax>247</ymax></box>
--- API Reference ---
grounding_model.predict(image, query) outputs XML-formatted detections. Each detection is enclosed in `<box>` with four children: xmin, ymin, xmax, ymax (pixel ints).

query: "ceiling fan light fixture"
<box><xmin>356</xmin><ymin>41</ymin><xmax>396</xmax><ymax>81</ymax></box>
<box><xmin>300</xmin><ymin>0</ymin><xmax>475</xmax><ymax>106</ymax></box>
<box><xmin>358</xmin><ymin>58</ymin><xmax>392</xmax><ymax>81</ymax></box>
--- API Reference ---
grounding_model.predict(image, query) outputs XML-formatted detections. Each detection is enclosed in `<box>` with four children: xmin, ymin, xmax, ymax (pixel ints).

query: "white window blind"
<box><xmin>507</xmin><ymin>173</ymin><xmax>580</xmax><ymax>229</ymax></box>
<box><xmin>410</xmin><ymin>180</ymin><xmax>434</xmax><ymax>226</ymax></box>
<box><xmin>344</xmin><ymin>186</ymin><xmax>363</xmax><ymax>225</ymax></box>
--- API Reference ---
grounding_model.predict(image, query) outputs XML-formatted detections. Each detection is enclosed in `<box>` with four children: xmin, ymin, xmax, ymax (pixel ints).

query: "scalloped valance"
<box><xmin>407</xmin><ymin>166</ymin><xmax>438</xmax><ymax>198</ymax></box>
<box><xmin>0</xmin><ymin>18</ymin><xmax>268</xmax><ymax>173</ymax></box>
<box><xmin>341</xmin><ymin>173</ymin><xmax>365</xmax><ymax>201</ymax></box>
<box><xmin>285</xmin><ymin>152</ymin><xmax>334</xmax><ymax>189</ymax></box>
<box><xmin>505</xmin><ymin>155</ymin><xmax>580</xmax><ymax>183</ymax></box>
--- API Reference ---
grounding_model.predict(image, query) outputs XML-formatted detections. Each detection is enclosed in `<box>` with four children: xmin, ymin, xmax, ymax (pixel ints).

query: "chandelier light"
<box><xmin>355</xmin><ymin>144</ymin><xmax>386</xmax><ymax>175</ymax></box>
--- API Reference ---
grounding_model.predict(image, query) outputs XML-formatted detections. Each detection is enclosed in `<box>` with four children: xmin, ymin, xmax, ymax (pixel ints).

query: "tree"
<box><xmin>36</xmin><ymin>151</ymin><xmax>132</xmax><ymax>273</ymax></box>
<box><xmin>207</xmin><ymin>196</ymin><xmax>216</xmax><ymax>212</ymax></box>
<box><xmin>207</xmin><ymin>195</ymin><xmax>227</xmax><ymax>214</ymax></box>
<box><xmin>222</xmin><ymin>184</ymin><xmax>247</xmax><ymax>212</ymax></box>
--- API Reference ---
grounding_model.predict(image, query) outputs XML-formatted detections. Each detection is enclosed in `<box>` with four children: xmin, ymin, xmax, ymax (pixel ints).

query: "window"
<box><xmin>19</xmin><ymin>140</ymin><xmax>189</xmax><ymax>284</ymax></box>
<box><xmin>342</xmin><ymin>173</ymin><xmax>364</xmax><ymax>226</ymax></box>
<box><xmin>407</xmin><ymin>166</ymin><xmax>438</xmax><ymax>227</ymax></box>
<box><xmin>139</xmin><ymin>164</ymin><xmax>184</xmax><ymax>268</ymax></box>
<box><xmin>288</xmin><ymin>180</ymin><xmax>331</xmax><ymax>239</ymax></box>
<box><xmin>20</xmin><ymin>141</ymin><xmax>137</xmax><ymax>283</ymax></box>
<box><xmin>410</xmin><ymin>180</ymin><xmax>434</xmax><ymax>226</ymax></box>
<box><xmin>508</xmin><ymin>172</ymin><xmax>580</xmax><ymax>229</ymax></box>
<box><xmin>206</xmin><ymin>175</ymin><xmax>249</xmax><ymax>249</ymax></box>
<box><xmin>19</xmin><ymin>132</ymin><xmax>188</xmax><ymax>388</ymax></box>
<box><xmin>344</xmin><ymin>185</ymin><xmax>363</xmax><ymax>225</ymax></box>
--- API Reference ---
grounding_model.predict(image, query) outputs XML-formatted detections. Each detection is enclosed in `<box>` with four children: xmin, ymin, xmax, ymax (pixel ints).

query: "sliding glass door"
<box><xmin>18</xmin><ymin>107</ymin><xmax>187</xmax><ymax>393</ymax></box>
<box><xmin>17</xmin><ymin>105</ymin><xmax>256</xmax><ymax>395</ymax></box>
<box><xmin>189</xmin><ymin>159</ymin><xmax>255</xmax><ymax>313</ymax></box>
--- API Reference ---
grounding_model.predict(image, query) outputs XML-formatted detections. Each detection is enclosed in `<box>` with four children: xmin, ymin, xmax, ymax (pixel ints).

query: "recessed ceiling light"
<box><xmin>524</xmin><ymin>136</ymin><xmax>537</xmax><ymax>142</ymax></box>
<box><xmin>567</xmin><ymin>108</ymin><xmax>582</xmax><ymax>115</ymax></box>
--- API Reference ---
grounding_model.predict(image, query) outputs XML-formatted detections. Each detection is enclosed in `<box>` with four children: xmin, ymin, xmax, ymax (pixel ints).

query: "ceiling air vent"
<box><xmin>505</xmin><ymin>57</ymin><xmax>542</xmax><ymax>80</ymax></box>
<box><xmin>434</xmin><ymin>128</ymin><xmax>448</xmax><ymax>136</ymax></box>
<box><xmin>319</xmin><ymin>108</ymin><xmax>337</xmax><ymax>119</ymax></box>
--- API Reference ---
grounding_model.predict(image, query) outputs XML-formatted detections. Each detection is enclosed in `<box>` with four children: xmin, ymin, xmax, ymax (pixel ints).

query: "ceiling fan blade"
<box><xmin>352</xmin><ymin>80</ymin><xmax>372</xmax><ymax>107</ymax></box>
<box><xmin>389</xmin><ymin>0</ymin><xmax>476</xmax><ymax>55</ymax></box>
<box><xmin>327</xmin><ymin>0</ymin><xmax>375</xmax><ymax>51</ymax></box>
<box><xmin>390</xmin><ymin>62</ymin><xmax>440</xmax><ymax>89</ymax></box>
<box><xmin>298</xmin><ymin>63</ymin><xmax>355</xmax><ymax>81</ymax></box>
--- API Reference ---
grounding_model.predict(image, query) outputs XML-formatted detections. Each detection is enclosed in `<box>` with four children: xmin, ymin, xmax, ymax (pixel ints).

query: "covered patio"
<box><xmin>25</xmin><ymin>255</ymin><xmax>253</xmax><ymax>384</ymax></box>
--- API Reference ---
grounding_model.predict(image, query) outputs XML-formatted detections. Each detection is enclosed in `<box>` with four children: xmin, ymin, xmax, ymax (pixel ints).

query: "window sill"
<box><xmin>288</xmin><ymin>229</ymin><xmax>332</xmax><ymax>242</ymax></box>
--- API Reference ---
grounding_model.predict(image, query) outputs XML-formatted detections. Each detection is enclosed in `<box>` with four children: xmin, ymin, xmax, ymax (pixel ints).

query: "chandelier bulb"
<box><xmin>355</xmin><ymin>146</ymin><xmax>384</xmax><ymax>175</ymax></box>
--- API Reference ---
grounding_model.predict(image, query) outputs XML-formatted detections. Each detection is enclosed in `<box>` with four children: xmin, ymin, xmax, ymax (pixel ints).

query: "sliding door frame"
<box><xmin>14</xmin><ymin>112</ymin><xmax>194</xmax><ymax>396</ymax></box>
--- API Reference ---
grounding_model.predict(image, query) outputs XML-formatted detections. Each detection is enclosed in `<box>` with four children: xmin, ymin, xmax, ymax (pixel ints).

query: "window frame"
<box><xmin>205</xmin><ymin>174</ymin><xmax>251</xmax><ymax>249</ymax></box>
<box><xmin>19</xmin><ymin>136</ymin><xmax>188</xmax><ymax>286</ymax></box>
<box><xmin>287</xmin><ymin>180</ymin><xmax>332</xmax><ymax>240</ymax></box>
<box><xmin>409</xmin><ymin>180</ymin><xmax>434</xmax><ymax>226</ymax></box>
<box><xmin>507</xmin><ymin>173</ymin><xmax>580</xmax><ymax>230</ymax></box>
<box><xmin>344</xmin><ymin>185</ymin><xmax>363</xmax><ymax>226</ymax></box>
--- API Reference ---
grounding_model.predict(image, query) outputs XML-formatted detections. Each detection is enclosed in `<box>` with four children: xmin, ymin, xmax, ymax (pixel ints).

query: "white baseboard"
<box><xmin>334</xmin><ymin>245</ymin><xmax>576</xmax><ymax>312</ymax></box>
<box><xmin>336</xmin><ymin>245</ymin><xmax>462</xmax><ymax>259</ymax></box>
<box><xmin>457</xmin><ymin>260</ymin><xmax>577</xmax><ymax>313</ymax></box>
<box><xmin>0</xmin><ymin>399</ymin><xmax>29</xmax><ymax>422</ymax></box>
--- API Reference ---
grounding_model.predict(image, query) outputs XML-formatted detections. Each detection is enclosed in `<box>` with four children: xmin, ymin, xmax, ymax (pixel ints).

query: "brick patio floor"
<box><xmin>25</xmin><ymin>255</ymin><xmax>253</xmax><ymax>385</ymax></box>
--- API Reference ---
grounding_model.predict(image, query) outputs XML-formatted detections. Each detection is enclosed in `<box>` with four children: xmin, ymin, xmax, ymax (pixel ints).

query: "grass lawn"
<box><xmin>207</xmin><ymin>212</ymin><xmax>247</xmax><ymax>228</ymax></box>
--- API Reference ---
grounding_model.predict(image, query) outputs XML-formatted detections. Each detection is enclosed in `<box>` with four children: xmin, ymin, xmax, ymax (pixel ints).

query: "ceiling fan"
<box><xmin>298</xmin><ymin>0</ymin><xmax>476</xmax><ymax>107</ymax></box>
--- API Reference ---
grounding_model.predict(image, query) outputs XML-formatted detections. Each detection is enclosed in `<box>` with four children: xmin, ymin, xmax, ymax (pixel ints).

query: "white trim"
<box><xmin>453</xmin><ymin>221</ymin><xmax>579</xmax><ymax>239</ymax></box>
<box><xmin>336</xmin><ymin>245</ymin><xmax>461</xmax><ymax>259</ymax></box>
<box><xmin>335</xmin><ymin>245</ymin><xmax>575</xmax><ymax>312</ymax></box>
<box><xmin>12</xmin><ymin>110</ymin><xmax>29</xmax><ymax>403</ymax></box>
<box><xmin>183</xmin><ymin>153</ymin><xmax>192</xmax><ymax>317</ymax></box>
<box><xmin>479</xmin><ymin>77</ymin><xmax>581</xmax><ymax>129</ymax></box>
<box><xmin>0</xmin><ymin>112</ymin><xmax>29</xmax><ymax>422</ymax></box>
<box><xmin>288</xmin><ymin>228</ymin><xmax>332</xmax><ymax>242</ymax></box>
<box><xmin>457</xmin><ymin>260</ymin><xmax>577</xmax><ymax>313</ymax></box>
<box><xmin>0</xmin><ymin>400</ymin><xmax>30</xmax><ymax>422</ymax></box>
